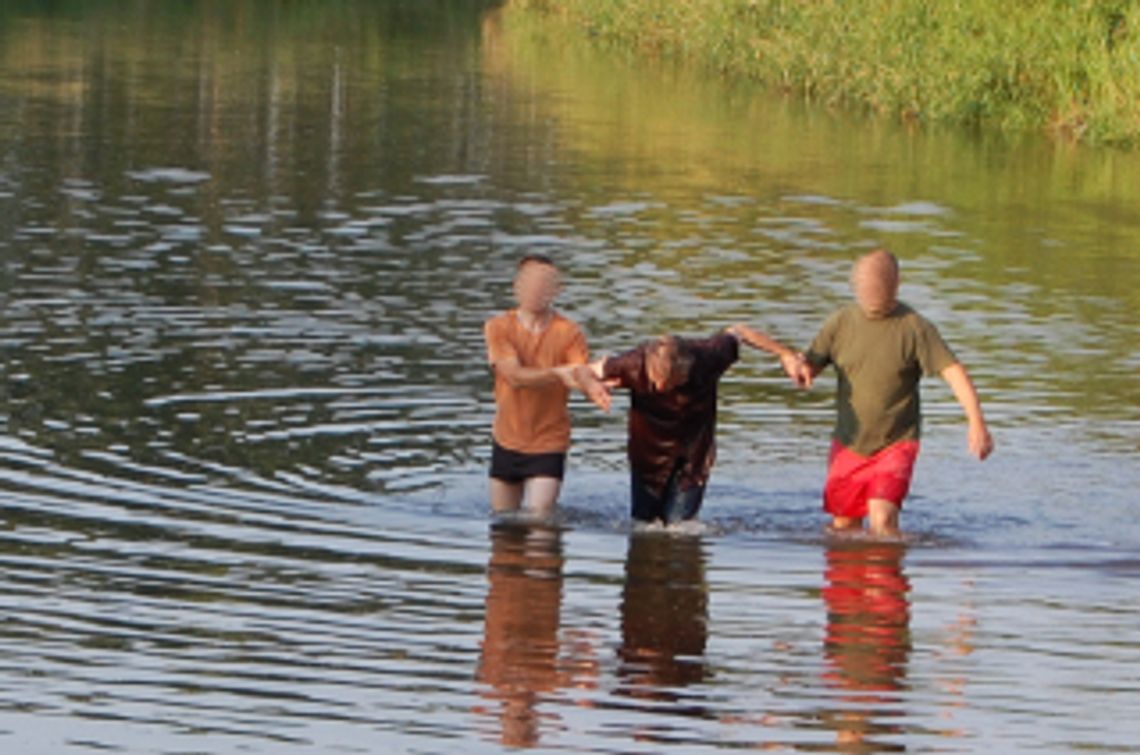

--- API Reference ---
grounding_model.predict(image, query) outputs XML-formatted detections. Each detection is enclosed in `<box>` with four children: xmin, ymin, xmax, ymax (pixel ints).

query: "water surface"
<box><xmin>0</xmin><ymin>1</ymin><xmax>1137</xmax><ymax>752</ymax></box>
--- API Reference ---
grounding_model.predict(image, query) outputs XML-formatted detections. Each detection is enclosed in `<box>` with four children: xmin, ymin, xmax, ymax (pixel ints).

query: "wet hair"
<box><xmin>646</xmin><ymin>335</ymin><xmax>694</xmax><ymax>383</ymax></box>
<box><xmin>517</xmin><ymin>253</ymin><xmax>557</xmax><ymax>271</ymax></box>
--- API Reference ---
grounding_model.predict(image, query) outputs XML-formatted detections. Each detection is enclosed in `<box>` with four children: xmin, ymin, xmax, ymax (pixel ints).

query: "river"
<box><xmin>0</xmin><ymin>1</ymin><xmax>1137</xmax><ymax>752</ymax></box>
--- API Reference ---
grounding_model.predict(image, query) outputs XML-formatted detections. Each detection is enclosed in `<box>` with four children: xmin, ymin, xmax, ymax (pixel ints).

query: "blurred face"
<box><xmin>852</xmin><ymin>254</ymin><xmax>899</xmax><ymax>318</ymax></box>
<box><xmin>513</xmin><ymin>261</ymin><xmax>560</xmax><ymax>313</ymax></box>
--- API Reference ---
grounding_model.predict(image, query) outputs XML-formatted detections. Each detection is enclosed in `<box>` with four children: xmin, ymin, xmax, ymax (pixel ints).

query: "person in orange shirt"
<box><xmin>484</xmin><ymin>254</ymin><xmax>611</xmax><ymax>517</ymax></box>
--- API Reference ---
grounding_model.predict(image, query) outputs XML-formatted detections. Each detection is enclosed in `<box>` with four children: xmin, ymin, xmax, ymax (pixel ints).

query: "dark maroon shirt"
<box><xmin>603</xmin><ymin>333</ymin><xmax>739</xmax><ymax>495</ymax></box>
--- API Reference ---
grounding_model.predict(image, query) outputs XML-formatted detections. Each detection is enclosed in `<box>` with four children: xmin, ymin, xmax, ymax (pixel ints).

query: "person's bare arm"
<box><xmin>484</xmin><ymin>321</ymin><xmax>555</xmax><ymax>389</ymax></box>
<box><xmin>727</xmin><ymin>323</ymin><xmax>811</xmax><ymax>388</ymax></box>
<box><xmin>559</xmin><ymin>364</ymin><xmax>612</xmax><ymax>411</ymax></box>
<box><xmin>590</xmin><ymin>356</ymin><xmax>624</xmax><ymax>388</ymax></box>
<box><xmin>941</xmin><ymin>362</ymin><xmax>994</xmax><ymax>460</ymax></box>
<box><xmin>728</xmin><ymin>323</ymin><xmax>796</xmax><ymax>357</ymax></box>
<box><xmin>492</xmin><ymin>357</ymin><xmax>565</xmax><ymax>389</ymax></box>
<box><xmin>484</xmin><ymin>320</ymin><xmax>610</xmax><ymax>409</ymax></box>
<box><xmin>491</xmin><ymin>358</ymin><xmax>611</xmax><ymax>411</ymax></box>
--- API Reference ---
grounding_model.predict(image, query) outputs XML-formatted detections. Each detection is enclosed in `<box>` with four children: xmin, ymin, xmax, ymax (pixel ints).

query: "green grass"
<box><xmin>514</xmin><ymin>0</ymin><xmax>1140</xmax><ymax>147</ymax></box>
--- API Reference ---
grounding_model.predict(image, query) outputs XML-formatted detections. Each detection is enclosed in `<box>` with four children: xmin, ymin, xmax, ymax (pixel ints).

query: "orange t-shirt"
<box><xmin>484</xmin><ymin>310</ymin><xmax>590</xmax><ymax>454</ymax></box>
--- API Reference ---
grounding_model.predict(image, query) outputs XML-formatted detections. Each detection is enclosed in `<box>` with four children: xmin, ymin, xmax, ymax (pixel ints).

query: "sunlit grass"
<box><xmin>514</xmin><ymin>0</ymin><xmax>1140</xmax><ymax>147</ymax></box>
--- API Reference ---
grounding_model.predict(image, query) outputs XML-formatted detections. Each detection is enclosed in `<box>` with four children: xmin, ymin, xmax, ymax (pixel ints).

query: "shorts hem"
<box><xmin>489</xmin><ymin>441</ymin><xmax>567</xmax><ymax>484</ymax></box>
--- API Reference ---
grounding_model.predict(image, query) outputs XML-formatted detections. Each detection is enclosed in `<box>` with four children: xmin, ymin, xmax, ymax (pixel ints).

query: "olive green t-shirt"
<box><xmin>805</xmin><ymin>302</ymin><xmax>957</xmax><ymax>456</ymax></box>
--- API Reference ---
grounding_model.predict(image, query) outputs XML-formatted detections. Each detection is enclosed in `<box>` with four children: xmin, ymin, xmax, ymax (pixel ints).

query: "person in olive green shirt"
<box><xmin>800</xmin><ymin>249</ymin><xmax>994</xmax><ymax>537</ymax></box>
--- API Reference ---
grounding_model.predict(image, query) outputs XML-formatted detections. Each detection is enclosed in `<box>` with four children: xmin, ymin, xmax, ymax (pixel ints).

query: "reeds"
<box><xmin>515</xmin><ymin>0</ymin><xmax>1140</xmax><ymax>147</ymax></box>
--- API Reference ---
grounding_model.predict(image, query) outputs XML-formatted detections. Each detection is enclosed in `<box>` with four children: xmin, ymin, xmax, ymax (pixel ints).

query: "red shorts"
<box><xmin>824</xmin><ymin>439</ymin><xmax>920</xmax><ymax>519</ymax></box>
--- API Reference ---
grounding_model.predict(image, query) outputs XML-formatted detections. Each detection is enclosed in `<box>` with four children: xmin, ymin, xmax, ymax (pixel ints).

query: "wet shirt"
<box><xmin>485</xmin><ymin>310</ymin><xmax>590</xmax><ymax>454</ymax></box>
<box><xmin>805</xmin><ymin>302</ymin><xmax>957</xmax><ymax>456</ymax></box>
<box><xmin>603</xmin><ymin>333</ymin><xmax>739</xmax><ymax>494</ymax></box>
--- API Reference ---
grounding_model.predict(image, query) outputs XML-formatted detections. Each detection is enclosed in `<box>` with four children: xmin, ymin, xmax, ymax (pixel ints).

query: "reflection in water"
<box><xmin>0</xmin><ymin>0</ymin><xmax>516</xmax><ymax>498</ymax></box>
<box><xmin>821</xmin><ymin>542</ymin><xmax>911</xmax><ymax>751</ymax></box>
<box><xmin>0</xmin><ymin>1</ymin><xmax>1136</xmax><ymax>751</ymax></box>
<box><xmin>476</xmin><ymin>522</ymin><xmax>569</xmax><ymax>747</ymax></box>
<box><xmin>617</xmin><ymin>534</ymin><xmax>709</xmax><ymax>714</ymax></box>
<box><xmin>931</xmin><ymin>580</ymin><xmax>977</xmax><ymax>741</ymax></box>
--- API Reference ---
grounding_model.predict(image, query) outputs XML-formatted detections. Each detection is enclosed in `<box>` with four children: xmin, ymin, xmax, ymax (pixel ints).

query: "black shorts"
<box><xmin>489</xmin><ymin>441</ymin><xmax>566</xmax><ymax>483</ymax></box>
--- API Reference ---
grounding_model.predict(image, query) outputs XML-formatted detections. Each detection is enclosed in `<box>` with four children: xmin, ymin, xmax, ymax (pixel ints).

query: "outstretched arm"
<box><xmin>484</xmin><ymin>321</ymin><xmax>610</xmax><ymax>411</ymax></box>
<box><xmin>558</xmin><ymin>363</ymin><xmax>612</xmax><ymax>412</ymax></box>
<box><xmin>492</xmin><ymin>358</ymin><xmax>611</xmax><ymax>411</ymax></box>
<box><xmin>941</xmin><ymin>362</ymin><xmax>993</xmax><ymax>460</ymax></box>
<box><xmin>727</xmin><ymin>323</ymin><xmax>812</xmax><ymax>388</ymax></box>
<box><xmin>590</xmin><ymin>355</ymin><xmax>627</xmax><ymax>388</ymax></box>
<box><xmin>491</xmin><ymin>358</ymin><xmax>562</xmax><ymax>388</ymax></box>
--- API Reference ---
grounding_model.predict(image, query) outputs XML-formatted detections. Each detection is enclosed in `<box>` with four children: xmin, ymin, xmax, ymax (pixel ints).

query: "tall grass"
<box><xmin>514</xmin><ymin>0</ymin><xmax>1140</xmax><ymax>147</ymax></box>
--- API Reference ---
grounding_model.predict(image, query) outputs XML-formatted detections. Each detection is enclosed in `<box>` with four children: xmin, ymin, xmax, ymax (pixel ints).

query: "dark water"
<box><xmin>0</xmin><ymin>1</ymin><xmax>1137</xmax><ymax>752</ymax></box>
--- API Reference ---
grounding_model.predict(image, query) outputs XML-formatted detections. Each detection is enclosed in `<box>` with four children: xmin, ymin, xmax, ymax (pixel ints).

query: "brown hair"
<box><xmin>517</xmin><ymin>253</ymin><xmax>557</xmax><ymax>271</ymax></box>
<box><xmin>646</xmin><ymin>335</ymin><xmax>694</xmax><ymax>383</ymax></box>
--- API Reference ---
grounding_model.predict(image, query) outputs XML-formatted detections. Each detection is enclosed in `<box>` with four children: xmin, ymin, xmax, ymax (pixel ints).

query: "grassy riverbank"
<box><xmin>514</xmin><ymin>0</ymin><xmax>1140</xmax><ymax>147</ymax></box>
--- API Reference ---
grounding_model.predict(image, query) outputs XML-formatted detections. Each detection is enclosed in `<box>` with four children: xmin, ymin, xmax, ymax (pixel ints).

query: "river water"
<box><xmin>0</xmin><ymin>1</ymin><xmax>1137</xmax><ymax>752</ymax></box>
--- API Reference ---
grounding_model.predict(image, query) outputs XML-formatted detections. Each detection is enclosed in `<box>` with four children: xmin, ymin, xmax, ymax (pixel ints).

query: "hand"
<box><xmin>968</xmin><ymin>421</ymin><xmax>993</xmax><ymax>460</ymax></box>
<box><xmin>797</xmin><ymin>362</ymin><xmax>814</xmax><ymax>389</ymax></box>
<box><xmin>579</xmin><ymin>368</ymin><xmax>612</xmax><ymax>412</ymax></box>
<box><xmin>780</xmin><ymin>352</ymin><xmax>813</xmax><ymax>389</ymax></box>
<box><xmin>590</xmin><ymin>358</ymin><xmax>621</xmax><ymax>391</ymax></box>
<box><xmin>585</xmin><ymin>379</ymin><xmax>612</xmax><ymax>412</ymax></box>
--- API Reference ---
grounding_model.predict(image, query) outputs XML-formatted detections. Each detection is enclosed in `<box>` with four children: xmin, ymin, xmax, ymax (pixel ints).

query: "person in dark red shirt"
<box><xmin>595</xmin><ymin>326</ymin><xmax>805</xmax><ymax>524</ymax></box>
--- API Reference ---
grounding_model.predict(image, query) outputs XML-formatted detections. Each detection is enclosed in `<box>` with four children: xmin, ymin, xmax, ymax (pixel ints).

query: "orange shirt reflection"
<box><xmin>475</xmin><ymin>523</ymin><xmax>569</xmax><ymax>747</ymax></box>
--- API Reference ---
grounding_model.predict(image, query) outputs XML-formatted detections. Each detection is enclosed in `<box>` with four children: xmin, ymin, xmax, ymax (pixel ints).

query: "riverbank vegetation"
<box><xmin>514</xmin><ymin>0</ymin><xmax>1140</xmax><ymax>147</ymax></box>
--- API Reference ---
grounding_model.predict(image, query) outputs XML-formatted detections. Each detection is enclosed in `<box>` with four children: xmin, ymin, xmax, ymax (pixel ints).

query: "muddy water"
<box><xmin>0</xmin><ymin>1</ymin><xmax>1136</xmax><ymax>752</ymax></box>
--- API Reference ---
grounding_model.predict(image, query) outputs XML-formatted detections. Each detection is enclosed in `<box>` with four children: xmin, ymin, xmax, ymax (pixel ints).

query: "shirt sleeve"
<box><xmin>705</xmin><ymin>332</ymin><xmax>740</xmax><ymax>377</ymax></box>
<box><xmin>484</xmin><ymin>317</ymin><xmax>518</xmax><ymax>366</ymax></box>
<box><xmin>915</xmin><ymin>316</ymin><xmax>958</xmax><ymax>376</ymax></box>
<box><xmin>602</xmin><ymin>347</ymin><xmax>643</xmax><ymax>389</ymax></box>
<box><xmin>805</xmin><ymin>310</ymin><xmax>841</xmax><ymax>371</ymax></box>
<box><xmin>563</xmin><ymin>324</ymin><xmax>589</xmax><ymax>366</ymax></box>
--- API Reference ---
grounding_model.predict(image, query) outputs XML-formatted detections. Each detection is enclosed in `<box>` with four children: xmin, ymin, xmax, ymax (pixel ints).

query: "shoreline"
<box><xmin>513</xmin><ymin>0</ymin><xmax>1140</xmax><ymax>148</ymax></box>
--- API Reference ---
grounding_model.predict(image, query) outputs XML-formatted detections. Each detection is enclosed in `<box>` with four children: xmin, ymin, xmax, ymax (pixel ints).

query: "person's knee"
<box><xmin>490</xmin><ymin>479</ymin><xmax>524</xmax><ymax>512</ymax></box>
<box><xmin>524</xmin><ymin>476</ymin><xmax>562</xmax><ymax>512</ymax></box>
<box><xmin>867</xmin><ymin>499</ymin><xmax>900</xmax><ymax>533</ymax></box>
<box><xmin>830</xmin><ymin>516</ymin><xmax>863</xmax><ymax>530</ymax></box>
<box><xmin>868</xmin><ymin>498</ymin><xmax>899</xmax><ymax>517</ymax></box>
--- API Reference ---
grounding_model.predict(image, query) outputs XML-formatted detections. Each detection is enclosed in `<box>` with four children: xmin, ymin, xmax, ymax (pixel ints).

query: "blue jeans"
<box><xmin>630</xmin><ymin>464</ymin><xmax>706</xmax><ymax>524</ymax></box>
